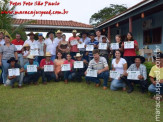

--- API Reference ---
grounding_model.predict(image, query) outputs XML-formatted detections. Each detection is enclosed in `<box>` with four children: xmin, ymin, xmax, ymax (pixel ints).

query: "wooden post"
<box><xmin>129</xmin><ymin>17</ymin><xmax>132</xmax><ymax>32</ymax></box>
<box><xmin>107</xmin><ymin>26</ymin><xmax>111</xmax><ymax>42</ymax></box>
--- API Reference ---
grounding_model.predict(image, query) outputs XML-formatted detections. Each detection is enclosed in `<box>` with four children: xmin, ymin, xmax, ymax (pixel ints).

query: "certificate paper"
<box><xmin>77</xmin><ymin>43</ymin><xmax>85</xmax><ymax>48</ymax></box>
<box><xmin>44</xmin><ymin>65</ymin><xmax>54</xmax><ymax>72</ymax></box>
<box><xmin>27</xmin><ymin>65</ymin><xmax>37</xmax><ymax>72</ymax></box>
<box><xmin>110</xmin><ymin>43</ymin><xmax>119</xmax><ymax>50</ymax></box>
<box><xmin>30</xmin><ymin>49</ymin><xmax>39</xmax><ymax>56</ymax></box>
<box><xmin>15</xmin><ymin>45</ymin><xmax>23</xmax><ymax>51</ymax></box>
<box><xmin>61</xmin><ymin>64</ymin><xmax>71</xmax><ymax>71</ymax></box>
<box><xmin>124</xmin><ymin>41</ymin><xmax>134</xmax><ymax>49</ymax></box>
<box><xmin>8</xmin><ymin>68</ymin><xmax>20</xmax><ymax>76</ymax></box>
<box><xmin>71</xmin><ymin>40</ymin><xmax>78</xmax><ymax>46</ymax></box>
<box><xmin>86</xmin><ymin>45</ymin><xmax>94</xmax><ymax>51</ymax></box>
<box><xmin>86</xmin><ymin>69</ymin><xmax>97</xmax><ymax>77</ymax></box>
<box><xmin>98</xmin><ymin>43</ymin><xmax>107</xmax><ymax>50</ymax></box>
<box><xmin>127</xmin><ymin>71</ymin><xmax>140</xmax><ymax>80</ymax></box>
<box><xmin>74</xmin><ymin>61</ymin><xmax>84</xmax><ymax>68</ymax></box>
<box><xmin>110</xmin><ymin>71</ymin><xmax>120</xmax><ymax>79</ymax></box>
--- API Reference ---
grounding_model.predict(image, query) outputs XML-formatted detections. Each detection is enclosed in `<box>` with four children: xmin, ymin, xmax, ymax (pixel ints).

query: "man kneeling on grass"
<box><xmin>7</xmin><ymin>57</ymin><xmax>24</xmax><ymax>88</ymax></box>
<box><xmin>40</xmin><ymin>52</ymin><xmax>56</xmax><ymax>84</ymax></box>
<box><xmin>85</xmin><ymin>49</ymin><xmax>109</xmax><ymax>90</ymax></box>
<box><xmin>23</xmin><ymin>55</ymin><xmax>40</xmax><ymax>85</ymax></box>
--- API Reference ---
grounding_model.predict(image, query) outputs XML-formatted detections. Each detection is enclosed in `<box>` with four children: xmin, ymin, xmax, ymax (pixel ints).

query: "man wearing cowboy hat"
<box><xmin>73</xmin><ymin>53</ymin><xmax>88</xmax><ymax>81</ymax></box>
<box><xmin>23</xmin><ymin>32</ymin><xmax>38</xmax><ymax>47</ymax></box>
<box><xmin>44</xmin><ymin>31</ymin><xmax>58</xmax><ymax>61</ymax></box>
<box><xmin>7</xmin><ymin>57</ymin><xmax>24</xmax><ymax>88</ymax></box>
<box><xmin>23</xmin><ymin>55</ymin><xmax>40</xmax><ymax>85</ymax></box>
<box><xmin>55</xmin><ymin>30</ymin><xmax>62</xmax><ymax>45</ymax></box>
<box><xmin>68</xmin><ymin>30</ymin><xmax>80</xmax><ymax>60</ymax></box>
<box><xmin>123</xmin><ymin>56</ymin><xmax>148</xmax><ymax>93</ymax></box>
<box><xmin>40</xmin><ymin>52</ymin><xmax>56</xmax><ymax>84</ymax></box>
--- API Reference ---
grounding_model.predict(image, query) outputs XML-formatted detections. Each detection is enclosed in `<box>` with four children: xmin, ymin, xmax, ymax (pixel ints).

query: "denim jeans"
<box><xmin>36</xmin><ymin>56</ymin><xmax>45</xmax><ymax>64</ymax></box>
<box><xmin>23</xmin><ymin>72</ymin><xmax>40</xmax><ymax>84</ymax></box>
<box><xmin>85</xmin><ymin>71</ymin><xmax>109</xmax><ymax>87</ymax></box>
<box><xmin>64</xmin><ymin>71</ymin><xmax>76</xmax><ymax>80</ymax></box>
<box><xmin>51</xmin><ymin>55</ymin><xmax>56</xmax><ymax>62</ymax></box>
<box><xmin>148</xmin><ymin>83</ymin><xmax>163</xmax><ymax>95</ymax></box>
<box><xmin>10</xmin><ymin>73</ymin><xmax>24</xmax><ymax>87</ymax></box>
<box><xmin>18</xmin><ymin>54</ymin><xmax>24</xmax><ymax>67</ymax></box>
<box><xmin>41</xmin><ymin>69</ymin><xmax>56</xmax><ymax>82</ymax></box>
<box><xmin>110</xmin><ymin>79</ymin><xmax>126</xmax><ymax>91</ymax></box>
<box><xmin>2</xmin><ymin>59</ymin><xmax>10</xmax><ymax>84</ymax></box>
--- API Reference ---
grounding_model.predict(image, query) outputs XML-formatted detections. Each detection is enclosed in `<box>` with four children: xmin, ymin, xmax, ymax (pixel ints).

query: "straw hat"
<box><xmin>23</xmin><ymin>44</ymin><xmax>30</xmax><ymax>47</ymax></box>
<box><xmin>72</xmin><ymin>30</ymin><xmax>77</xmax><ymax>33</ymax></box>
<box><xmin>74</xmin><ymin>53</ymin><xmax>83</xmax><ymax>58</ymax></box>
<box><xmin>45</xmin><ymin>52</ymin><xmax>51</xmax><ymax>57</ymax></box>
<box><xmin>56</xmin><ymin>30</ymin><xmax>62</xmax><ymax>34</ymax></box>
<box><xmin>27</xmin><ymin>55</ymin><xmax>35</xmax><ymax>60</ymax></box>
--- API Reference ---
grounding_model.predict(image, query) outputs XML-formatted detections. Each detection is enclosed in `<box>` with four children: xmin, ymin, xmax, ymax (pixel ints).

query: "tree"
<box><xmin>90</xmin><ymin>4</ymin><xmax>127</xmax><ymax>26</ymax></box>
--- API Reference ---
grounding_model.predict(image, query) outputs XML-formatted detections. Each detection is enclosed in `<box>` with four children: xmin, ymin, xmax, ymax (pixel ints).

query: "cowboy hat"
<box><xmin>72</xmin><ymin>30</ymin><xmax>77</xmax><ymax>33</ymax></box>
<box><xmin>47</xmin><ymin>31</ymin><xmax>55</xmax><ymax>37</ymax></box>
<box><xmin>56</xmin><ymin>30</ymin><xmax>62</xmax><ymax>34</ymax></box>
<box><xmin>45</xmin><ymin>52</ymin><xmax>51</xmax><ymax>57</ymax></box>
<box><xmin>27</xmin><ymin>55</ymin><xmax>35</xmax><ymax>60</ymax></box>
<box><xmin>7</xmin><ymin>57</ymin><xmax>18</xmax><ymax>63</ymax></box>
<box><xmin>23</xmin><ymin>43</ymin><xmax>30</xmax><ymax>48</ymax></box>
<box><xmin>132</xmin><ymin>56</ymin><xmax>145</xmax><ymax>64</ymax></box>
<box><xmin>74</xmin><ymin>53</ymin><xmax>83</xmax><ymax>58</ymax></box>
<box><xmin>27</xmin><ymin>32</ymin><xmax>35</xmax><ymax>36</ymax></box>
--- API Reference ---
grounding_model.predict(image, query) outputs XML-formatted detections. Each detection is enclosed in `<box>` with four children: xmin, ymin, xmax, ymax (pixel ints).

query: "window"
<box><xmin>143</xmin><ymin>27</ymin><xmax>162</xmax><ymax>45</ymax></box>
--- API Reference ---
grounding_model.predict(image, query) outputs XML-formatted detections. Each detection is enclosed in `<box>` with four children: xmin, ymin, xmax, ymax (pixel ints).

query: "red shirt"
<box><xmin>68</xmin><ymin>36</ymin><xmax>80</xmax><ymax>52</ymax></box>
<box><xmin>123</xmin><ymin>40</ymin><xmax>138</xmax><ymax>57</ymax></box>
<box><xmin>63</xmin><ymin>59</ymin><xmax>74</xmax><ymax>71</ymax></box>
<box><xmin>11</xmin><ymin>39</ymin><xmax>24</xmax><ymax>53</ymax></box>
<box><xmin>40</xmin><ymin>59</ymin><xmax>54</xmax><ymax>68</ymax></box>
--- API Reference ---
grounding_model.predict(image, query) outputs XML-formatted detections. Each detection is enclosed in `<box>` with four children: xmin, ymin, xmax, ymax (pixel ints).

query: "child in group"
<box><xmin>23</xmin><ymin>44</ymin><xmax>30</xmax><ymax>65</ymax></box>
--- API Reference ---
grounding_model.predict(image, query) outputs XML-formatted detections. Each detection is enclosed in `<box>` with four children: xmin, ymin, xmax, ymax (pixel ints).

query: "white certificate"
<box><xmin>110</xmin><ymin>71</ymin><xmax>120</xmax><ymax>79</ymax></box>
<box><xmin>77</xmin><ymin>43</ymin><xmax>85</xmax><ymax>48</ymax></box>
<box><xmin>98</xmin><ymin>43</ymin><xmax>107</xmax><ymax>50</ymax></box>
<box><xmin>27</xmin><ymin>65</ymin><xmax>37</xmax><ymax>72</ymax></box>
<box><xmin>61</xmin><ymin>64</ymin><xmax>71</xmax><ymax>71</ymax></box>
<box><xmin>86</xmin><ymin>45</ymin><xmax>94</xmax><ymax>51</ymax></box>
<box><xmin>15</xmin><ymin>45</ymin><xmax>23</xmax><ymax>51</ymax></box>
<box><xmin>71</xmin><ymin>40</ymin><xmax>78</xmax><ymax>46</ymax></box>
<box><xmin>8</xmin><ymin>68</ymin><xmax>20</xmax><ymax>76</ymax></box>
<box><xmin>127</xmin><ymin>71</ymin><xmax>140</xmax><ymax>80</ymax></box>
<box><xmin>86</xmin><ymin>69</ymin><xmax>97</xmax><ymax>77</ymax></box>
<box><xmin>124</xmin><ymin>41</ymin><xmax>134</xmax><ymax>49</ymax></box>
<box><xmin>44</xmin><ymin>65</ymin><xmax>54</xmax><ymax>72</ymax></box>
<box><xmin>111</xmin><ymin>43</ymin><xmax>119</xmax><ymax>50</ymax></box>
<box><xmin>74</xmin><ymin>61</ymin><xmax>84</xmax><ymax>68</ymax></box>
<box><xmin>30</xmin><ymin>49</ymin><xmax>39</xmax><ymax>56</ymax></box>
<box><xmin>31</xmin><ymin>44</ymin><xmax>38</xmax><ymax>49</ymax></box>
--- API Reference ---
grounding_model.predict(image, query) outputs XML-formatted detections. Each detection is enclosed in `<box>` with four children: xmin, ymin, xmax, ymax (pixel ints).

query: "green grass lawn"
<box><xmin>0</xmin><ymin>81</ymin><xmax>162</xmax><ymax>122</ymax></box>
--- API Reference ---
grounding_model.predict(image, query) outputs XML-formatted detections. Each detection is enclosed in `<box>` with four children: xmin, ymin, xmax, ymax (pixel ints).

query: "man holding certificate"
<box><xmin>73</xmin><ymin>53</ymin><xmax>88</xmax><ymax>82</ymax></box>
<box><xmin>63</xmin><ymin>54</ymin><xmax>75</xmax><ymax>84</ymax></box>
<box><xmin>123</xmin><ymin>56</ymin><xmax>148</xmax><ymax>93</ymax></box>
<box><xmin>23</xmin><ymin>55</ymin><xmax>40</xmax><ymax>85</ymax></box>
<box><xmin>40</xmin><ymin>52</ymin><xmax>56</xmax><ymax>84</ymax></box>
<box><xmin>85</xmin><ymin>49</ymin><xmax>109</xmax><ymax>90</ymax></box>
<box><xmin>7</xmin><ymin>57</ymin><xmax>24</xmax><ymax>88</ymax></box>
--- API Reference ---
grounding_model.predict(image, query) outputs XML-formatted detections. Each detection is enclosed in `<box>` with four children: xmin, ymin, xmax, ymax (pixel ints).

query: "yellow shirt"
<box><xmin>149</xmin><ymin>65</ymin><xmax>163</xmax><ymax>80</ymax></box>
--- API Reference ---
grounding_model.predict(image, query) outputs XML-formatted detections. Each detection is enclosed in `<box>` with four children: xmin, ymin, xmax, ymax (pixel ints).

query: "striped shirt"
<box><xmin>87</xmin><ymin>39</ymin><xmax>99</xmax><ymax>58</ymax></box>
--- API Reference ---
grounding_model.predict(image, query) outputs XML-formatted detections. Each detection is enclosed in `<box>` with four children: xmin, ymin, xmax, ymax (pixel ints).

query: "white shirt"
<box><xmin>23</xmin><ymin>50</ymin><xmax>29</xmax><ymax>57</ymax></box>
<box><xmin>54</xmin><ymin>37</ymin><xmax>62</xmax><ymax>46</ymax></box>
<box><xmin>112</xmin><ymin>58</ymin><xmax>127</xmax><ymax>74</ymax></box>
<box><xmin>23</xmin><ymin>39</ymin><xmax>38</xmax><ymax>47</ymax></box>
<box><xmin>37</xmin><ymin>40</ymin><xmax>45</xmax><ymax>56</ymax></box>
<box><xmin>45</xmin><ymin>38</ymin><xmax>58</xmax><ymax>55</ymax></box>
<box><xmin>0</xmin><ymin>39</ymin><xmax>5</xmax><ymax>46</ymax></box>
<box><xmin>95</xmin><ymin>35</ymin><xmax>109</xmax><ymax>43</ymax></box>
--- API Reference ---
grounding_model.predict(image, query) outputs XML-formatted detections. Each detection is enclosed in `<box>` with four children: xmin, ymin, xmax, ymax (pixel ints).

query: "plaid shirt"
<box><xmin>127</xmin><ymin>63</ymin><xmax>147</xmax><ymax>80</ymax></box>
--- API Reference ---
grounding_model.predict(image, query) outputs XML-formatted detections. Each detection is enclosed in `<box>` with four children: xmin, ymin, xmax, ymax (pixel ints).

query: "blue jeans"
<box><xmin>85</xmin><ymin>71</ymin><xmax>109</xmax><ymax>87</ymax></box>
<box><xmin>41</xmin><ymin>69</ymin><xmax>56</xmax><ymax>82</ymax></box>
<box><xmin>110</xmin><ymin>79</ymin><xmax>126</xmax><ymax>91</ymax></box>
<box><xmin>51</xmin><ymin>55</ymin><xmax>56</xmax><ymax>62</ymax></box>
<box><xmin>18</xmin><ymin>54</ymin><xmax>24</xmax><ymax>67</ymax></box>
<box><xmin>148</xmin><ymin>83</ymin><xmax>163</xmax><ymax>95</ymax></box>
<box><xmin>64</xmin><ymin>71</ymin><xmax>76</xmax><ymax>80</ymax></box>
<box><xmin>10</xmin><ymin>73</ymin><xmax>24</xmax><ymax>87</ymax></box>
<box><xmin>2</xmin><ymin>59</ymin><xmax>10</xmax><ymax>84</ymax></box>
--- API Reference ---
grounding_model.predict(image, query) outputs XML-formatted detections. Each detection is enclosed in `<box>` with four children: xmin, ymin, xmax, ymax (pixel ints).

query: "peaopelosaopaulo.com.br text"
<box><xmin>1</xmin><ymin>9</ymin><xmax>69</xmax><ymax>16</ymax></box>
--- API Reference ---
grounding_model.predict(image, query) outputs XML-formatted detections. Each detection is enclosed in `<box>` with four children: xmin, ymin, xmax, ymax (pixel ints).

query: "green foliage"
<box><xmin>90</xmin><ymin>4</ymin><xmax>127</xmax><ymax>25</ymax></box>
<box><xmin>144</xmin><ymin>61</ymin><xmax>155</xmax><ymax>83</ymax></box>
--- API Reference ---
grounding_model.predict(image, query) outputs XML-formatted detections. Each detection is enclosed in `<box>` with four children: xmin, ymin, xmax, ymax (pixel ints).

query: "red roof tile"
<box><xmin>12</xmin><ymin>19</ymin><xmax>93</xmax><ymax>28</ymax></box>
